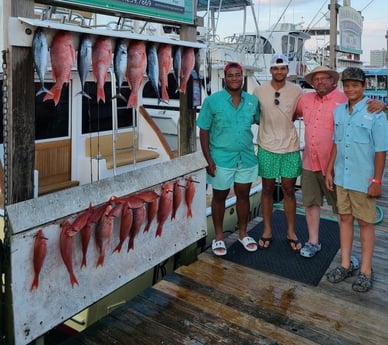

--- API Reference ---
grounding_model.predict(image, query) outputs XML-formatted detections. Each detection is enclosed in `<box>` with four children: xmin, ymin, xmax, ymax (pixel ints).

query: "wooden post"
<box><xmin>178</xmin><ymin>24</ymin><xmax>198</xmax><ymax>156</ymax></box>
<box><xmin>2</xmin><ymin>1</ymin><xmax>35</xmax><ymax>344</ymax></box>
<box><xmin>329</xmin><ymin>0</ymin><xmax>338</xmax><ymax>70</ymax></box>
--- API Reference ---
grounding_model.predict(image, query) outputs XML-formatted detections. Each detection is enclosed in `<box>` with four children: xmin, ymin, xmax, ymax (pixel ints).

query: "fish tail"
<box><xmin>113</xmin><ymin>241</ymin><xmax>123</xmax><ymax>253</ymax></box>
<box><xmin>161</xmin><ymin>88</ymin><xmax>169</xmax><ymax>103</ymax></box>
<box><xmin>186</xmin><ymin>208</ymin><xmax>192</xmax><ymax>218</ymax></box>
<box><xmin>127</xmin><ymin>93</ymin><xmax>138</xmax><ymax>109</ymax></box>
<box><xmin>155</xmin><ymin>223</ymin><xmax>163</xmax><ymax>237</ymax></box>
<box><xmin>69</xmin><ymin>273</ymin><xmax>79</xmax><ymax>287</ymax></box>
<box><xmin>143</xmin><ymin>223</ymin><xmax>151</xmax><ymax>233</ymax></box>
<box><xmin>76</xmin><ymin>90</ymin><xmax>92</xmax><ymax>100</ymax></box>
<box><xmin>179</xmin><ymin>82</ymin><xmax>187</xmax><ymax>94</ymax></box>
<box><xmin>127</xmin><ymin>237</ymin><xmax>135</xmax><ymax>252</ymax></box>
<box><xmin>96</xmin><ymin>253</ymin><xmax>105</xmax><ymax>267</ymax></box>
<box><xmin>30</xmin><ymin>277</ymin><xmax>39</xmax><ymax>291</ymax></box>
<box><xmin>36</xmin><ymin>86</ymin><xmax>53</xmax><ymax>97</ymax></box>
<box><xmin>96</xmin><ymin>86</ymin><xmax>106</xmax><ymax>103</ymax></box>
<box><xmin>43</xmin><ymin>84</ymin><xmax>62</xmax><ymax>106</ymax></box>
<box><xmin>171</xmin><ymin>210</ymin><xmax>176</xmax><ymax>220</ymax></box>
<box><xmin>80</xmin><ymin>255</ymin><xmax>87</xmax><ymax>269</ymax></box>
<box><xmin>111</xmin><ymin>93</ymin><xmax>127</xmax><ymax>103</ymax></box>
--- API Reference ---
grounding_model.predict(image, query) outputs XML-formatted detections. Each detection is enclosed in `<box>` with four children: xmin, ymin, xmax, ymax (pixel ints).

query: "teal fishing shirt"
<box><xmin>197</xmin><ymin>89</ymin><xmax>260</xmax><ymax>169</ymax></box>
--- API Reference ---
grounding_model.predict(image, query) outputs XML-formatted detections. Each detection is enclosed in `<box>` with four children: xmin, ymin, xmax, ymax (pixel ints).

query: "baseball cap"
<box><xmin>270</xmin><ymin>53</ymin><xmax>289</xmax><ymax>67</ymax></box>
<box><xmin>224</xmin><ymin>62</ymin><xmax>243</xmax><ymax>74</ymax></box>
<box><xmin>341</xmin><ymin>67</ymin><xmax>365</xmax><ymax>83</ymax></box>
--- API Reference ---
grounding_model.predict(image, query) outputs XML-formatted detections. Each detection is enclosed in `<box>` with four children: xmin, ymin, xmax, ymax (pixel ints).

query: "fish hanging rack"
<box><xmin>8</xmin><ymin>17</ymin><xmax>206</xmax><ymax>49</ymax></box>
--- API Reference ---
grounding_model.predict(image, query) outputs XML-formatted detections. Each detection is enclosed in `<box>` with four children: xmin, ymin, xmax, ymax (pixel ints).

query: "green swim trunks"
<box><xmin>257</xmin><ymin>147</ymin><xmax>302</xmax><ymax>179</ymax></box>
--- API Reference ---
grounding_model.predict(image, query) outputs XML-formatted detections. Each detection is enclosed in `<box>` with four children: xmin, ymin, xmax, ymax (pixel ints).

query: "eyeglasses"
<box><xmin>274</xmin><ymin>91</ymin><xmax>280</xmax><ymax>105</ymax></box>
<box><xmin>312</xmin><ymin>76</ymin><xmax>332</xmax><ymax>83</ymax></box>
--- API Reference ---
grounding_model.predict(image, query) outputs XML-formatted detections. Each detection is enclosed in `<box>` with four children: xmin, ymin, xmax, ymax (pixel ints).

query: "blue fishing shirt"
<box><xmin>333</xmin><ymin>96</ymin><xmax>388</xmax><ymax>193</ymax></box>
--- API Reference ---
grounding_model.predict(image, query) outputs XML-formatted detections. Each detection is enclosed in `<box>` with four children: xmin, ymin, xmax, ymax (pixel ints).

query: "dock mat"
<box><xmin>223</xmin><ymin>210</ymin><xmax>340</xmax><ymax>286</ymax></box>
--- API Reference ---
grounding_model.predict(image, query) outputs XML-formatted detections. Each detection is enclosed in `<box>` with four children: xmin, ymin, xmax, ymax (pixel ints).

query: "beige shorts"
<box><xmin>336</xmin><ymin>185</ymin><xmax>376</xmax><ymax>223</ymax></box>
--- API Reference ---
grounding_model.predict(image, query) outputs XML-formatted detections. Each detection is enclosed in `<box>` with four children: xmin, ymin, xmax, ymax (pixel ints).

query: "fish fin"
<box><xmin>96</xmin><ymin>87</ymin><xmax>106</xmax><ymax>103</ymax></box>
<box><xmin>76</xmin><ymin>90</ymin><xmax>92</xmax><ymax>100</ymax></box>
<box><xmin>143</xmin><ymin>223</ymin><xmax>151</xmax><ymax>233</ymax></box>
<box><xmin>127</xmin><ymin>237</ymin><xmax>135</xmax><ymax>252</ymax></box>
<box><xmin>36</xmin><ymin>87</ymin><xmax>53</xmax><ymax>97</ymax></box>
<box><xmin>30</xmin><ymin>277</ymin><xmax>39</xmax><ymax>291</ymax></box>
<box><xmin>113</xmin><ymin>242</ymin><xmax>123</xmax><ymax>253</ymax></box>
<box><xmin>43</xmin><ymin>84</ymin><xmax>62</xmax><ymax>106</ymax></box>
<box><xmin>111</xmin><ymin>93</ymin><xmax>127</xmax><ymax>102</ymax></box>
<box><xmin>80</xmin><ymin>256</ymin><xmax>87</xmax><ymax>269</ymax></box>
<box><xmin>160</xmin><ymin>89</ymin><xmax>170</xmax><ymax>104</ymax></box>
<box><xmin>70</xmin><ymin>273</ymin><xmax>79</xmax><ymax>287</ymax></box>
<box><xmin>155</xmin><ymin>223</ymin><xmax>163</xmax><ymax>237</ymax></box>
<box><xmin>127</xmin><ymin>93</ymin><xmax>138</xmax><ymax>109</ymax></box>
<box><xmin>96</xmin><ymin>254</ymin><xmax>105</xmax><ymax>267</ymax></box>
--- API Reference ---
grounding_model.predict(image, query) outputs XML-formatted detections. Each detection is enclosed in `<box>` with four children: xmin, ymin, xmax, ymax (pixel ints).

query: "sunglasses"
<box><xmin>274</xmin><ymin>91</ymin><xmax>280</xmax><ymax>105</ymax></box>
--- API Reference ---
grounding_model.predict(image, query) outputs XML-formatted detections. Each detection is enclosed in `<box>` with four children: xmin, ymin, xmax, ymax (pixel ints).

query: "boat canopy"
<box><xmin>197</xmin><ymin>0</ymin><xmax>252</xmax><ymax>12</ymax></box>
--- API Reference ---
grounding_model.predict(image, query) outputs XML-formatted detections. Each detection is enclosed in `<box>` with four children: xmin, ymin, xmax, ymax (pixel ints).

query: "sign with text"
<box><xmin>338</xmin><ymin>4</ymin><xmax>363</xmax><ymax>55</ymax></box>
<box><xmin>42</xmin><ymin>0</ymin><xmax>195</xmax><ymax>24</ymax></box>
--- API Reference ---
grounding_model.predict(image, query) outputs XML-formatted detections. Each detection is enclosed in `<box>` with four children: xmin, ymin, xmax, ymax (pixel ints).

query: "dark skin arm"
<box><xmin>199</xmin><ymin>128</ymin><xmax>216</xmax><ymax>177</ymax></box>
<box><xmin>366</xmin><ymin>99</ymin><xmax>386</xmax><ymax>113</ymax></box>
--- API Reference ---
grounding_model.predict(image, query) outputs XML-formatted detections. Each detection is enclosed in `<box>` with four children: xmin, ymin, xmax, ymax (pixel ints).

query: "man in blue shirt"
<box><xmin>197</xmin><ymin>62</ymin><xmax>260</xmax><ymax>256</ymax></box>
<box><xmin>325</xmin><ymin>67</ymin><xmax>388</xmax><ymax>292</ymax></box>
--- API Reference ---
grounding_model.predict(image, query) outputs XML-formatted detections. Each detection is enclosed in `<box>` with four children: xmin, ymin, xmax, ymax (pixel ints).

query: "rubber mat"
<box><xmin>223</xmin><ymin>210</ymin><xmax>340</xmax><ymax>286</ymax></box>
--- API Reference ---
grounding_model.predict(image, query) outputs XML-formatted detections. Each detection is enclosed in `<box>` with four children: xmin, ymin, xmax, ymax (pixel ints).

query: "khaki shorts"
<box><xmin>301</xmin><ymin>169</ymin><xmax>338</xmax><ymax>213</ymax></box>
<box><xmin>336</xmin><ymin>185</ymin><xmax>376</xmax><ymax>223</ymax></box>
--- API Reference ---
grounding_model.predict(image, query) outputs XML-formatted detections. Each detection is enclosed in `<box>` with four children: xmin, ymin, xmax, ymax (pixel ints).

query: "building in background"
<box><xmin>370</xmin><ymin>49</ymin><xmax>387</xmax><ymax>67</ymax></box>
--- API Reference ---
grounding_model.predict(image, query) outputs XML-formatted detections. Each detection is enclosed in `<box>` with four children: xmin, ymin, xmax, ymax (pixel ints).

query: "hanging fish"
<box><xmin>113</xmin><ymin>201</ymin><xmax>133</xmax><ymax>253</ymax></box>
<box><xmin>30</xmin><ymin>229</ymin><xmax>47</xmax><ymax>291</ymax></box>
<box><xmin>76</xmin><ymin>34</ymin><xmax>92</xmax><ymax>99</ymax></box>
<box><xmin>95</xmin><ymin>204</ymin><xmax>115</xmax><ymax>267</ymax></box>
<box><xmin>156</xmin><ymin>182</ymin><xmax>173</xmax><ymax>237</ymax></box>
<box><xmin>127</xmin><ymin>203</ymin><xmax>146</xmax><ymax>251</ymax></box>
<box><xmin>43</xmin><ymin>31</ymin><xmax>76</xmax><ymax>106</ymax></box>
<box><xmin>112</xmin><ymin>39</ymin><xmax>128</xmax><ymax>102</ymax></box>
<box><xmin>171</xmin><ymin>179</ymin><xmax>184</xmax><ymax>220</ymax></box>
<box><xmin>32</xmin><ymin>28</ymin><xmax>52</xmax><ymax>97</ymax></box>
<box><xmin>185</xmin><ymin>176</ymin><xmax>196</xmax><ymax>218</ymax></box>
<box><xmin>146</xmin><ymin>43</ymin><xmax>161</xmax><ymax>104</ymax></box>
<box><xmin>126</xmin><ymin>40</ymin><xmax>147</xmax><ymax>109</ymax></box>
<box><xmin>60</xmin><ymin>220</ymin><xmax>79</xmax><ymax>287</ymax></box>
<box><xmin>134</xmin><ymin>190</ymin><xmax>159</xmax><ymax>232</ymax></box>
<box><xmin>180</xmin><ymin>47</ymin><xmax>195</xmax><ymax>94</ymax></box>
<box><xmin>157</xmin><ymin>43</ymin><xmax>172</xmax><ymax>103</ymax></box>
<box><xmin>92</xmin><ymin>36</ymin><xmax>113</xmax><ymax>103</ymax></box>
<box><xmin>172</xmin><ymin>45</ymin><xmax>182</xmax><ymax>93</ymax></box>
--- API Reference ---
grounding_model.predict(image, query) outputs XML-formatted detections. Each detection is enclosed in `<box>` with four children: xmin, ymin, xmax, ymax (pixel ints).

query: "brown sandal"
<box><xmin>287</xmin><ymin>238</ymin><xmax>301</xmax><ymax>252</ymax></box>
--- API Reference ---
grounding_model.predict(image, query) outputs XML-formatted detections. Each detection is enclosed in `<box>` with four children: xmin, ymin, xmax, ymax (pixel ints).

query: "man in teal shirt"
<box><xmin>197</xmin><ymin>62</ymin><xmax>260</xmax><ymax>256</ymax></box>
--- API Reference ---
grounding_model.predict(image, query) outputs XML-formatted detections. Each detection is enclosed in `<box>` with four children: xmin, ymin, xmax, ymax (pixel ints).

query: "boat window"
<box><xmin>260</xmin><ymin>37</ymin><xmax>274</xmax><ymax>54</ymax></box>
<box><xmin>35</xmin><ymin>82</ymin><xmax>69</xmax><ymax>140</ymax></box>
<box><xmin>296</xmin><ymin>37</ymin><xmax>304</xmax><ymax>61</ymax></box>
<box><xmin>81</xmin><ymin>82</ymin><xmax>135</xmax><ymax>134</ymax></box>
<box><xmin>282</xmin><ymin>35</ymin><xmax>296</xmax><ymax>61</ymax></box>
